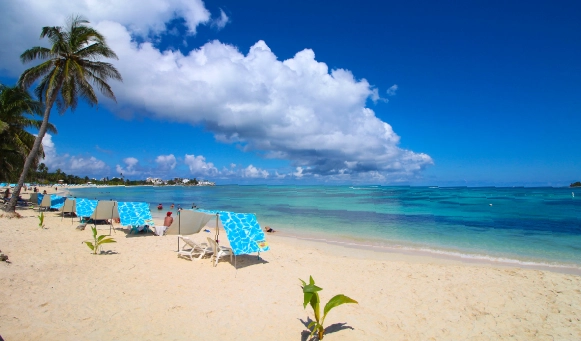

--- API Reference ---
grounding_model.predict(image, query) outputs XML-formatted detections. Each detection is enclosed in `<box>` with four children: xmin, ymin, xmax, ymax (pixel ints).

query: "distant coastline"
<box><xmin>571</xmin><ymin>181</ymin><xmax>581</xmax><ymax>188</ymax></box>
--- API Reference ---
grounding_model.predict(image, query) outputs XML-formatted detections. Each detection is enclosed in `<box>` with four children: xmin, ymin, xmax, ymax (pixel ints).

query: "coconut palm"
<box><xmin>5</xmin><ymin>15</ymin><xmax>122</xmax><ymax>215</ymax></box>
<box><xmin>0</xmin><ymin>84</ymin><xmax>56</xmax><ymax>182</ymax></box>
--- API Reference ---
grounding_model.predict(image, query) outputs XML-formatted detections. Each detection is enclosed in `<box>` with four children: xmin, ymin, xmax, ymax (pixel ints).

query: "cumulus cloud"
<box><xmin>155</xmin><ymin>154</ymin><xmax>177</xmax><ymax>170</ymax></box>
<box><xmin>387</xmin><ymin>84</ymin><xmax>398</xmax><ymax>96</ymax></box>
<box><xmin>1</xmin><ymin>1</ymin><xmax>433</xmax><ymax>182</ymax></box>
<box><xmin>116</xmin><ymin>157</ymin><xmax>140</xmax><ymax>175</ymax></box>
<box><xmin>184</xmin><ymin>154</ymin><xmax>218</xmax><ymax>177</ymax></box>
<box><xmin>41</xmin><ymin>134</ymin><xmax>109</xmax><ymax>175</ymax></box>
<box><xmin>96</xmin><ymin>30</ymin><xmax>432</xmax><ymax>179</ymax></box>
<box><xmin>241</xmin><ymin>165</ymin><xmax>269</xmax><ymax>178</ymax></box>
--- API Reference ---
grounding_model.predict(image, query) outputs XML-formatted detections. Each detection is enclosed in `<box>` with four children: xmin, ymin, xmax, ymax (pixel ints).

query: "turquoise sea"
<box><xmin>67</xmin><ymin>185</ymin><xmax>581</xmax><ymax>271</ymax></box>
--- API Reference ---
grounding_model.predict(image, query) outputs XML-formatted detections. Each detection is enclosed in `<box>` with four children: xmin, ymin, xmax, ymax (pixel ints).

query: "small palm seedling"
<box><xmin>300</xmin><ymin>276</ymin><xmax>358</xmax><ymax>340</ymax></box>
<box><xmin>83</xmin><ymin>226</ymin><xmax>116</xmax><ymax>255</ymax></box>
<box><xmin>38</xmin><ymin>211</ymin><xmax>44</xmax><ymax>228</ymax></box>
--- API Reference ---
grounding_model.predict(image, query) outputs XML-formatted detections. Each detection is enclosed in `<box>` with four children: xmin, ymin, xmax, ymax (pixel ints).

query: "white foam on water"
<box><xmin>279</xmin><ymin>231</ymin><xmax>581</xmax><ymax>275</ymax></box>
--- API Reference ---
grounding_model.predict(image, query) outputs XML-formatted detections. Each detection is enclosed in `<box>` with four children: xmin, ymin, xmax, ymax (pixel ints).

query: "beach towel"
<box><xmin>198</xmin><ymin>209</ymin><xmax>270</xmax><ymax>256</ymax></box>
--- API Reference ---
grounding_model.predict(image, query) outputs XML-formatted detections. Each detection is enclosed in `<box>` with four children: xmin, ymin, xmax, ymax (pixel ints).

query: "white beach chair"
<box><xmin>207</xmin><ymin>237</ymin><xmax>233</xmax><ymax>267</ymax></box>
<box><xmin>177</xmin><ymin>236</ymin><xmax>213</xmax><ymax>261</ymax></box>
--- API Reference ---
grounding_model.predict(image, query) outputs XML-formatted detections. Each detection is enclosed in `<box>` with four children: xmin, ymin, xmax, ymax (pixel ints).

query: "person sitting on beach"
<box><xmin>264</xmin><ymin>226</ymin><xmax>276</xmax><ymax>233</ymax></box>
<box><xmin>42</xmin><ymin>190</ymin><xmax>47</xmax><ymax>195</ymax></box>
<box><xmin>155</xmin><ymin>212</ymin><xmax>173</xmax><ymax>236</ymax></box>
<box><xmin>157</xmin><ymin>203</ymin><xmax>163</xmax><ymax>210</ymax></box>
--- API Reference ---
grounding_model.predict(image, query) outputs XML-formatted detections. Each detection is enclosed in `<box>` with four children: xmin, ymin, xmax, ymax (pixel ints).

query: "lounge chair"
<box><xmin>177</xmin><ymin>236</ymin><xmax>213</xmax><ymax>261</ymax></box>
<box><xmin>206</xmin><ymin>237</ymin><xmax>233</xmax><ymax>267</ymax></box>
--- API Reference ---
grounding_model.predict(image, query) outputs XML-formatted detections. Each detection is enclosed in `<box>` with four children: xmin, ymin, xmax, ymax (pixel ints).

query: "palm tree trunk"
<box><xmin>5</xmin><ymin>95</ymin><xmax>56</xmax><ymax>215</ymax></box>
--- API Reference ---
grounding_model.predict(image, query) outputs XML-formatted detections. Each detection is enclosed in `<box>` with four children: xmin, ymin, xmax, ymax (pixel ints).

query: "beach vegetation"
<box><xmin>83</xmin><ymin>226</ymin><xmax>116</xmax><ymax>255</ymax></box>
<box><xmin>4</xmin><ymin>15</ymin><xmax>122</xmax><ymax>216</ymax></box>
<box><xmin>0</xmin><ymin>84</ymin><xmax>55</xmax><ymax>182</ymax></box>
<box><xmin>300</xmin><ymin>276</ymin><xmax>358</xmax><ymax>340</ymax></box>
<box><xmin>38</xmin><ymin>211</ymin><xmax>45</xmax><ymax>228</ymax></box>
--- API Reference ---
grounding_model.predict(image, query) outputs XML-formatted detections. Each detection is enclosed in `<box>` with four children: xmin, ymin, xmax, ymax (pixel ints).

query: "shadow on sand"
<box><xmin>299</xmin><ymin>317</ymin><xmax>354</xmax><ymax>341</ymax></box>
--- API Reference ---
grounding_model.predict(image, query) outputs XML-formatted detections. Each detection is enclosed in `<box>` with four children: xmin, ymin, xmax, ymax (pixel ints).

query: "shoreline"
<box><xmin>31</xmin><ymin>185</ymin><xmax>581</xmax><ymax>276</ymax></box>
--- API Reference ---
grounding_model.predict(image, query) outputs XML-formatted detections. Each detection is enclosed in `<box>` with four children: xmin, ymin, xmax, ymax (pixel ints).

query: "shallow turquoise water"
<box><xmin>67</xmin><ymin>185</ymin><xmax>581</xmax><ymax>267</ymax></box>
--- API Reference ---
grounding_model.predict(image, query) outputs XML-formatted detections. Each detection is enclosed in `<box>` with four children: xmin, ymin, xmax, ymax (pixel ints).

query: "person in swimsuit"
<box><xmin>264</xmin><ymin>226</ymin><xmax>276</xmax><ymax>233</ymax></box>
<box><xmin>157</xmin><ymin>203</ymin><xmax>163</xmax><ymax>210</ymax></box>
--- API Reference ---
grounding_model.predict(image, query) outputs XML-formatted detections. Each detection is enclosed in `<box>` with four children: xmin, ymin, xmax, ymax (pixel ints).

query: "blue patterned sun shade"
<box><xmin>75</xmin><ymin>198</ymin><xmax>98</xmax><ymax>217</ymax></box>
<box><xmin>50</xmin><ymin>195</ymin><xmax>66</xmax><ymax>209</ymax></box>
<box><xmin>198</xmin><ymin>209</ymin><xmax>270</xmax><ymax>256</ymax></box>
<box><xmin>37</xmin><ymin>193</ymin><xmax>66</xmax><ymax>208</ymax></box>
<box><xmin>117</xmin><ymin>202</ymin><xmax>154</xmax><ymax>227</ymax></box>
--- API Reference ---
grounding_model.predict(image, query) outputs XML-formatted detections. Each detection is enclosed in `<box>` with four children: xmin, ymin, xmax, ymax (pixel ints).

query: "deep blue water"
<box><xmin>67</xmin><ymin>185</ymin><xmax>581</xmax><ymax>268</ymax></box>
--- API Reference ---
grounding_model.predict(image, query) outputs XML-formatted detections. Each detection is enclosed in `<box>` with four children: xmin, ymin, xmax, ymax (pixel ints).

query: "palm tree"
<box><xmin>6</xmin><ymin>15</ymin><xmax>122</xmax><ymax>215</ymax></box>
<box><xmin>0</xmin><ymin>84</ymin><xmax>56</xmax><ymax>182</ymax></box>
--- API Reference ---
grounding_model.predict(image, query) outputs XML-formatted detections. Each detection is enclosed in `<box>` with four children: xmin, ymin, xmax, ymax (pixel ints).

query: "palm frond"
<box><xmin>20</xmin><ymin>47</ymin><xmax>54</xmax><ymax>64</ymax></box>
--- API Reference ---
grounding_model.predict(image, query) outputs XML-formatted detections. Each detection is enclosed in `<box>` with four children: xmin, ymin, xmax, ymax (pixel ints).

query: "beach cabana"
<box><xmin>89</xmin><ymin>200</ymin><xmax>119</xmax><ymax>235</ymax></box>
<box><xmin>117</xmin><ymin>201</ymin><xmax>154</xmax><ymax>234</ymax></box>
<box><xmin>75</xmin><ymin>198</ymin><xmax>98</xmax><ymax>219</ymax></box>
<box><xmin>50</xmin><ymin>195</ymin><xmax>66</xmax><ymax>210</ymax></box>
<box><xmin>29</xmin><ymin>193</ymin><xmax>39</xmax><ymax>207</ymax></box>
<box><xmin>166</xmin><ymin>210</ymin><xmax>216</xmax><ymax>250</ymax></box>
<box><xmin>39</xmin><ymin>194</ymin><xmax>52</xmax><ymax>211</ymax></box>
<box><xmin>197</xmin><ymin>209</ymin><xmax>270</xmax><ymax>266</ymax></box>
<box><xmin>59</xmin><ymin>198</ymin><xmax>76</xmax><ymax>223</ymax></box>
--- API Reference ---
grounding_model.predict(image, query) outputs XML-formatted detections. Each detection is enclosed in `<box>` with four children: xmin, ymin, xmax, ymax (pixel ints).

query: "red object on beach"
<box><xmin>157</xmin><ymin>204</ymin><xmax>163</xmax><ymax>210</ymax></box>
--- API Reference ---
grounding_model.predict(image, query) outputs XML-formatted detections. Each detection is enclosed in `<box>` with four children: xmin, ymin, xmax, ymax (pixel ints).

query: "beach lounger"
<box><xmin>177</xmin><ymin>236</ymin><xmax>213</xmax><ymax>261</ymax></box>
<box><xmin>207</xmin><ymin>237</ymin><xmax>233</xmax><ymax>267</ymax></box>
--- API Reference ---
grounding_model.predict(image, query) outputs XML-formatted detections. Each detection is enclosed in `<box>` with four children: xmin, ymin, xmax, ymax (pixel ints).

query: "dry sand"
<box><xmin>1</xmin><ymin>188</ymin><xmax>580</xmax><ymax>340</ymax></box>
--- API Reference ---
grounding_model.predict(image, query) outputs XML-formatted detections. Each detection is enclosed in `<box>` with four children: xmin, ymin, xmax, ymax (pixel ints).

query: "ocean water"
<box><xmin>67</xmin><ymin>185</ymin><xmax>581</xmax><ymax>269</ymax></box>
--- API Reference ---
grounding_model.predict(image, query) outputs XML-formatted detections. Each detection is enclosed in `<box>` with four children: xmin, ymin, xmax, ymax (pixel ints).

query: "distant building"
<box><xmin>146</xmin><ymin>177</ymin><xmax>164</xmax><ymax>185</ymax></box>
<box><xmin>197</xmin><ymin>180</ymin><xmax>215</xmax><ymax>186</ymax></box>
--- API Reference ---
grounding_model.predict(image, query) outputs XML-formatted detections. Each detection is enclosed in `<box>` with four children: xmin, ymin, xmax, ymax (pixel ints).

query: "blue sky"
<box><xmin>1</xmin><ymin>0</ymin><xmax>580</xmax><ymax>186</ymax></box>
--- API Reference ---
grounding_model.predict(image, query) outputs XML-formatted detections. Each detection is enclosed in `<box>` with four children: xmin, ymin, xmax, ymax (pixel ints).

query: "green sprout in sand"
<box><xmin>300</xmin><ymin>276</ymin><xmax>358</xmax><ymax>340</ymax></box>
<box><xmin>83</xmin><ymin>226</ymin><xmax>116</xmax><ymax>255</ymax></box>
<box><xmin>37</xmin><ymin>211</ymin><xmax>44</xmax><ymax>228</ymax></box>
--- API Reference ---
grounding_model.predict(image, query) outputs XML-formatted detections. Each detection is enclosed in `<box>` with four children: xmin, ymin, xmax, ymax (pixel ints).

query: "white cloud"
<box><xmin>293</xmin><ymin>167</ymin><xmax>305</xmax><ymax>178</ymax></box>
<box><xmin>40</xmin><ymin>134</ymin><xmax>109</xmax><ymax>175</ymax></box>
<box><xmin>115</xmin><ymin>157</ymin><xmax>140</xmax><ymax>175</ymax></box>
<box><xmin>2</xmin><ymin>1</ymin><xmax>432</xmax><ymax>182</ymax></box>
<box><xmin>155</xmin><ymin>154</ymin><xmax>177</xmax><ymax>170</ymax></box>
<box><xmin>241</xmin><ymin>165</ymin><xmax>269</xmax><ymax>178</ymax></box>
<box><xmin>0</xmin><ymin>0</ymin><xmax>215</xmax><ymax>74</ymax></box>
<box><xmin>387</xmin><ymin>84</ymin><xmax>398</xmax><ymax>96</ymax></box>
<box><xmin>96</xmin><ymin>31</ymin><xmax>432</xmax><ymax>179</ymax></box>
<box><xmin>212</xmin><ymin>9</ymin><xmax>229</xmax><ymax>29</ymax></box>
<box><xmin>184</xmin><ymin>154</ymin><xmax>218</xmax><ymax>177</ymax></box>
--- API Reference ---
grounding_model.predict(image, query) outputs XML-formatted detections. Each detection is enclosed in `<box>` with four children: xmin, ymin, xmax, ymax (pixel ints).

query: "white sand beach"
<box><xmin>1</xmin><ymin>189</ymin><xmax>580</xmax><ymax>340</ymax></box>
